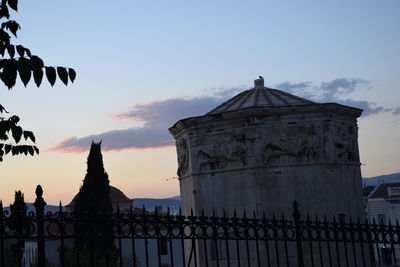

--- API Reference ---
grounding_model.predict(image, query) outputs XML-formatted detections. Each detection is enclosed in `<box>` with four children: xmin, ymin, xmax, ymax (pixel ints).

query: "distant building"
<box><xmin>366</xmin><ymin>182</ymin><xmax>400</xmax><ymax>224</ymax></box>
<box><xmin>66</xmin><ymin>185</ymin><xmax>132</xmax><ymax>212</ymax></box>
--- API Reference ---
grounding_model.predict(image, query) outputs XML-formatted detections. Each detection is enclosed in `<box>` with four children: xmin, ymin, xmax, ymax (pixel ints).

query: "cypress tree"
<box><xmin>75</xmin><ymin>141</ymin><xmax>113</xmax><ymax>214</ymax></box>
<box><xmin>74</xmin><ymin>141</ymin><xmax>115</xmax><ymax>259</ymax></box>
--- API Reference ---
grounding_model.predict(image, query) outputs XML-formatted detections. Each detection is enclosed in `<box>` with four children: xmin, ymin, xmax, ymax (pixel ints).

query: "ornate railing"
<box><xmin>1</xmin><ymin>185</ymin><xmax>399</xmax><ymax>267</ymax></box>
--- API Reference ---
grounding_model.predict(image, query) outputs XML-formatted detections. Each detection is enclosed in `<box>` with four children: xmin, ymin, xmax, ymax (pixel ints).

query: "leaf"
<box><xmin>0</xmin><ymin>104</ymin><xmax>8</xmax><ymax>113</ymax></box>
<box><xmin>0</xmin><ymin>61</ymin><xmax>17</xmax><ymax>89</ymax></box>
<box><xmin>0</xmin><ymin>43</ymin><xmax>5</xmax><ymax>56</ymax></box>
<box><xmin>17</xmin><ymin>58</ymin><xmax>31</xmax><ymax>86</ymax></box>
<box><xmin>2</xmin><ymin>20</ymin><xmax>20</xmax><ymax>37</ymax></box>
<box><xmin>0</xmin><ymin>4</ymin><xmax>10</xmax><ymax>19</ymax></box>
<box><xmin>11</xmin><ymin>146</ymin><xmax>17</xmax><ymax>155</ymax></box>
<box><xmin>11</xmin><ymin>125</ymin><xmax>22</xmax><ymax>143</ymax></box>
<box><xmin>16</xmin><ymin>45</ymin><xmax>24</xmax><ymax>57</ymax></box>
<box><xmin>24</xmin><ymin>47</ymin><xmax>31</xmax><ymax>57</ymax></box>
<box><xmin>23</xmin><ymin>130</ymin><xmax>35</xmax><ymax>143</ymax></box>
<box><xmin>7</xmin><ymin>44</ymin><xmax>14</xmax><ymax>58</ymax></box>
<box><xmin>5</xmin><ymin>144</ymin><xmax>11</xmax><ymax>154</ymax></box>
<box><xmin>33</xmin><ymin>146</ymin><xmax>39</xmax><ymax>155</ymax></box>
<box><xmin>0</xmin><ymin>29</ymin><xmax>10</xmax><ymax>45</ymax></box>
<box><xmin>57</xmin><ymin>66</ymin><xmax>68</xmax><ymax>85</ymax></box>
<box><xmin>9</xmin><ymin>115</ymin><xmax>19</xmax><ymax>124</ymax></box>
<box><xmin>30</xmin><ymin>56</ymin><xmax>44</xmax><ymax>69</ymax></box>
<box><xmin>45</xmin><ymin>66</ymin><xmax>56</xmax><ymax>86</ymax></box>
<box><xmin>7</xmin><ymin>0</ymin><xmax>18</xmax><ymax>11</ymax></box>
<box><xmin>68</xmin><ymin>68</ymin><xmax>76</xmax><ymax>83</ymax></box>
<box><xmin>33</xmin><ymin>68</ymin><xmax>43</xmax><ymax>87</ymax></box>
<box><xmin>27</xmin><ymin>146</ymin><xmax>34</xmax><ymax>156</ymax></box>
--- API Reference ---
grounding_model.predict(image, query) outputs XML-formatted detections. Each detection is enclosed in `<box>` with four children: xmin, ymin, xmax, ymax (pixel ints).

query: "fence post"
<box><xmin>34</xmin><ymin>185</ymin><xmax>46</xmax><ymax>267</ymax></box>
<box><xmin>292</xmin><ymin>201</ymin><xmax>305</xmax><ymax>267</ymax></box>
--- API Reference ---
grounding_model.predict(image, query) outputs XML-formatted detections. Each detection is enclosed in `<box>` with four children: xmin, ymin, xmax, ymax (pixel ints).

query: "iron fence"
<box><xmin>0</xmin><ymin>185</ymin><xmax>399</xmax><ymax>267</ymax></box>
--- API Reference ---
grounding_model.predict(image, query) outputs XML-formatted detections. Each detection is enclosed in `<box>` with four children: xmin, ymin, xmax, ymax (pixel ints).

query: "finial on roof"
<box><xmin>254</xmin><ymin>76</ymin><xmax>264</xmax><ymax>88</ymax></box>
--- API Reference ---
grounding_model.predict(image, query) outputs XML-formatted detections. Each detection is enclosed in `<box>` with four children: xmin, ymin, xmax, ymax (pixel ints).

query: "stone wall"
<box><xmin>171</xmin><ymin>104</ymin><xmax>364</xmax><ymax>220</ymax></box>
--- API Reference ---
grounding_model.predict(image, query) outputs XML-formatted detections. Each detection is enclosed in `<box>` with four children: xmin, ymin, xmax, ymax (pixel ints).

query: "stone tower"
<box><xmin>169</xmin><ymin>78</ymin><xmax>365</xmax><ymax>220</ymax></box>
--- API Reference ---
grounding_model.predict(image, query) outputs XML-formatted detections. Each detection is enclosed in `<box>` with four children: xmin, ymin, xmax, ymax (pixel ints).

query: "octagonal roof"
<box><xmin>207</xmin><ymin>78</ymin><xmax>315</xmax><ymax>115</ymax></box>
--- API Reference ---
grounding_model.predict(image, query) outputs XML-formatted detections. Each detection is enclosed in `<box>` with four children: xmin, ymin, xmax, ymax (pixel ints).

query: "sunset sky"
<box><xmin>1</xmin><ymin>0</ymin><xmax>399</xmax><ymax>205</ymax></box>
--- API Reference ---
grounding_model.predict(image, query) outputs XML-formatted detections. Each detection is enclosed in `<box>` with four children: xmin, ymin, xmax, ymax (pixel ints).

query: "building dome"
<box><xmin>207</xmin><ymin>78</ymin><xmax>315</xmax><ymax>115</ymax></box>
<box><xmin>66</xmin><ymin>185</ymin><xmax>132</xmax><ymax>212</ymax></box>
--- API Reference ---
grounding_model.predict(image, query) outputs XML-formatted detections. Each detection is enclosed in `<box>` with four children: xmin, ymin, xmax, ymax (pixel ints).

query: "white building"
<box><xmin>366</xmin><ymin>182</ymin><xmax>400</xmax><ymax>224</ymax></box>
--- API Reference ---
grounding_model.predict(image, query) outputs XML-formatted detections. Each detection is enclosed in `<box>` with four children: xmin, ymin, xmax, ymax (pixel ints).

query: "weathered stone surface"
<box><xmin>169</xmin><ymin>80</ymin><xmax>364</xmax><ymax>220</ymax></box>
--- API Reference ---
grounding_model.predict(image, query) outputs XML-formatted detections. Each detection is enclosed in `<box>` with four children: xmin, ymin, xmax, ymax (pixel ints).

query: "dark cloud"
<box><xmin>276</xmin><ymin>78</ymin><xmax>398</xmax><ymax>117</ymax></box>
<box><xmin>49</xmin><ymin>127</ymin><xmax>174</xmax><ymax>153</ymax></box>
<box><xmin>51</xmin><ymin>79</ymin><xmax>398</xmax><ymax>153</ymax></box>
<box><xmin>50</xmin><ymin>90</ymin><xmax>241</xmax><ymax>153</ymax></box>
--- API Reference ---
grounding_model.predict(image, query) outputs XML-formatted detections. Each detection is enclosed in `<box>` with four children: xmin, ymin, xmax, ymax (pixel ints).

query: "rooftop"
<box><xmin>207</xmin><ymin>77</ymin><xmax>315</xmax><ymax>115</ymax></box>
<box><xmin>368</xmin><ymin>182</ymin><xmax>400</xmax><ymax>199</ymax></box>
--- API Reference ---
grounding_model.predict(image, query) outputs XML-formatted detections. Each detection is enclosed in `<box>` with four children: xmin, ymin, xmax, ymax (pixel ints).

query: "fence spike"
<box><xmin>190</xmin><ymin>207</ymin><xmax>194</xmax><ymax>217</ymax></box>
<box><xmin>233</xmin><ymin>209</ymin><xmax>237</xmax><ymax>218</ymax></box>
<box><xmin>201</xmin><ymin>208</ymin><xmax>204</xmax><ymax>217</ymax></box>
<box><xmin>155</xmin><ymin>205</ymin><xmax>158</xmax><ymax>215</ymax></box>
<box><xmin>306</xmin><ymin>213</ymin><xmax>310</xmax><ymax>222</ymax></box>
<box><xmin>281</xmin><ymin>212</ymin><xmax>285</xmax><ymax>221</ymax></box>
<box><xmin>243</xmin><ymin>209</ymin><xmax>247</xmax><ymax>218</ymax></box>
<box><xmin>272</xmin><ymin>212</ymin><xmax>276</xmax><ymax>221</ymax></box>
<box><xmin>212</xmin><ymin>209</ymin><xmax>216</xmax><ymax>218</ymax></box>
<box><xmin>0</xmin><ymin>200</ymin><xmax>3</xmax><ymax>211</ymax></box>
<box><xmin>142</xmin><ymin>205</ymin><xmax>145</xmax><ymax>215</ymax></box>
<box><xmin>223</xmin><ymin>208</ymin><xmax>226</xmax><ymax>217</ymax></box>
<box><xmin>315</xmin><ymin>214</ymin><xmax>319</xmax><ymax>222</ymax></box>
<box><xmin>167</xmin><ymin>206</ymin><xmax>170</xmax><ymax>216</ymax></box>
<box><xmin>179</xmin><ymin>207</ymin><xmax>182</xmax><ymax>216</ymax></box>
<box><xmin>262</xmin><ymin>212</ymin><xmax>266</xmax><ymax>220</ymax></box>
<box><xmin>396</xmin><ymin>219</ymin><xmax>399</xmax><ymax>226</ymax></box>
<box><xmin>324</xmin><ymin>214</ymin><xmax>327</xmax><ymax>222</ymax></box>
<box><xmin>388</xmin><ymin>218</ymin><xmax>392</xmax><ymax>226</ymax></box>
<box><xmin>59</xmin><ymin>201</ymin><xmax>63</xmax><ymax>212</ymax></box>
<box><xmin>130</xmin><ymin>205</ymin><xmax>133</xmax><ymax>215</ymax></box>
<box><xmin>253</xmin><ymin>210</ymin><xmax>256</xmax><ymax>219</ymax></box>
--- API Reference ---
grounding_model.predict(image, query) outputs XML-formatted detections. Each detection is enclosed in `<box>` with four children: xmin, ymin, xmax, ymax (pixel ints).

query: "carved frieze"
<box><xmin>195</xmin><ymin>133</ymin><xmax>248</xmax><ymax>171</ymax></box>
<box><xmin>260</xmin><ymin>136</ymin><xmax>320</xmax><ymax>165</ymax></box>
<box><xmin>177</xmin><ymin>139</ymin><xmax>189</xmax><ymax>177</ymax></box>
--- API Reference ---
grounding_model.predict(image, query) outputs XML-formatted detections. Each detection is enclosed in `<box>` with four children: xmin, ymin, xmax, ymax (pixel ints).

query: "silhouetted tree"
<box><xmin>75</xmin><ymin>141</ymin><xmax>116</xmax><ymax>259</ymax></box>
<box><xmin>8</xmin><ymin>190</ymin><xmax>28</xmax><ymax>263</ymax></box>
<box><xmin>76</xmin><ymin>141</ymin><xmax>113</xmax><ymax>214</ymax></box>
<box><xmin>0</xmin><ymin>0</ymin><xmax>76</xmax><ymax>161</ymax></box>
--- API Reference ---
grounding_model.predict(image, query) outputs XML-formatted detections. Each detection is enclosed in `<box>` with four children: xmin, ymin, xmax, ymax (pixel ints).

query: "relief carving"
<box><xmin>196</xmin><ymin>134</ymin><xmax>247</xmax><ymax>171</ymax></box>
<box><xmin>261</xmin><ymin>136</ymin><xmax>320</xmax><ymax>165</ymax></box>
<box><xmin>332</xmin><ymin>136</ymin><xmax>357</xmax><ymax>162</ymax></box>
<box><xmin>177</xmin><ymin>139</ymin><xmax>189</xmax><ymax>177</ymax></box>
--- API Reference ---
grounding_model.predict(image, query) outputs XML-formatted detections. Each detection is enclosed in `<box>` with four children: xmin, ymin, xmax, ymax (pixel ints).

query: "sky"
<box><xmin>0</xmin><ymin>0</ymin><xmax>399</xmax><ymax>205</ymax></box>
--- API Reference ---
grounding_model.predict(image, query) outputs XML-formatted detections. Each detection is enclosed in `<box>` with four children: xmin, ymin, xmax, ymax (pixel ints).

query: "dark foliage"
<box><xmin>8</xmin><ymin>190</ymin><xmax>28</xmax><ymax>233</ymax></box>
<box><xmin>8</xmin><ymin>190</ymin><xmax>28</xmax><ymax>263</ymax></box>
<box><xmin>75</xmin><ymin>141</ymin><xmax>116</xmax><ymax>259</ymax></box>
<box><xmin>0</xmin><ymin>0</ymin><xmax>75</xmax><ymax>161</ymax></box>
